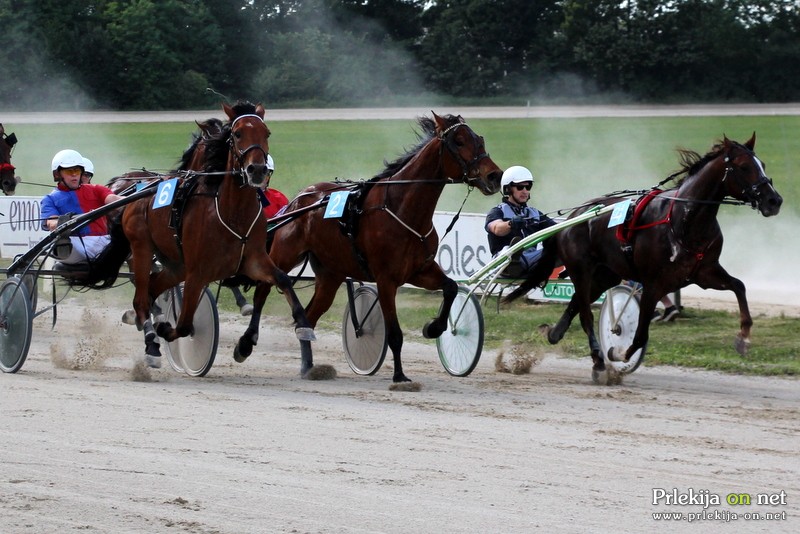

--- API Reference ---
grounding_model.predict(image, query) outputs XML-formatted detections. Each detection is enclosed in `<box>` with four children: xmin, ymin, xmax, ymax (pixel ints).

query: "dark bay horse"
<box><xmin>236</xmin><ymin>113</ymin><xmax>503</xmax><ymax>383</ymax></box>
<box><xmin>505</xmin><ymin>134</ymin><xmax>782</xmax><ymax>376</ymax></box>
<box><xmin>1</xmin><ymin>123</ymin><xmax>20</xmax><ymax>195</ymax></box>
<box><xmin>73</xmin><ymin>102</ymin><xmax>317</xmax><ymax>375</ymax></box>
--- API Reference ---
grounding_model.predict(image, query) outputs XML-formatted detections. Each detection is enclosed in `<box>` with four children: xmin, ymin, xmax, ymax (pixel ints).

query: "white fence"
<box><xmin>0</xmin><ymin>197</ymin><xmax>566</xmax><ymax>301</ymax></box>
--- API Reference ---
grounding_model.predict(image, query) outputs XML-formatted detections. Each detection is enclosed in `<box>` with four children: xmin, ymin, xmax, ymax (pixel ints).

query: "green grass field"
<box><xmin>7</xmin><ymin>113</ymin><xmax>800</xmax><ymax>216</ymax></box>
<box><xmin>5</xmin><ymin>111</ymin><xmax>798</xmax><ymax>376</ymax></box>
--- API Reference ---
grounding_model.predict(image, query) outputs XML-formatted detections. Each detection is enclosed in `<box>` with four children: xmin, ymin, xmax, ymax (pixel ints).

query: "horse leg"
<box><xmin>694</xmin><ymin>264</ymin><xmax>752</xmax><ymax>355</ymax></box>
<box><xmin>272</xmin><ymin>269</ymin><xmax>317</xmax><ymax>375</ymax></box>
<box><xmin>547</xmin><ymin>299</ymin><xmax>579</xmax><ymax>345</ymax></box>
<box><xmin>572</xmin><ymin>293</ymin><xmax>605</xmax><ymax>373</ymax></box>
<box><xmin>234</xmin><ymin>281</ymin><xmax>271</xmax><ymax>363</ymax></box>
<box><xmin>229</xmin><ymin>285</ymin><xmax>253</xmax><ymax>316</ymax></box>
<box><xmin>615</xmin><ymin>289</ymin><xmax>658</xmax><ymax>363</ymax></box>
<box><xmin>234</xmin><ymin>270</ymin><xmax>315</xmax><ymax>375</ymax></box>
<box><xmin>154</xmin><ymin>274</ymin><xmax>199</xmax><ymax>343</ymax></box>
<box><xmin>373</xmin><ymin>283</ymin><xmax>409</xmax><ymax>383</ymax></box>
<box><xmin>407</xmin><ymin>268</ymin><xmax>457</xmax><ymax>339</ymax></box>
<box><xmin>129</xmin><ymin>244</ymin><xmax>162</xmax><ymax>366</ymax></box>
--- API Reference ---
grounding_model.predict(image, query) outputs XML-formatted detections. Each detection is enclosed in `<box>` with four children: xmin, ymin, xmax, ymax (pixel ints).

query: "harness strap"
<box><xmin>214</xmin><ymin>195</ymin><xmax>263</xmax><ymax>273</ymax></box>
<box><xmin>615</xmin><ymin>189</ymin><xmax>673</xmax><ymax>244</ymax></box>
<box><xmin>380</xmin><ymin>206</ymin><xmax>435</xmax><ymax>242</ymax></box>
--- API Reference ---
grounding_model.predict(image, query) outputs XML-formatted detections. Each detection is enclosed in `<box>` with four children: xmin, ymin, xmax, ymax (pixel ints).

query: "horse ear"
<box><xmin>432</xmin><ymin>112</ymin><xmax>446</xmax><ymax>133</ymax></box>
<box><xmin>745</xmin><ymin>131</ymin><xmax>756</xmax><ymax>150</ymax></box>
<box><xmin>222</xmin><ymin>102</ymin><xmax>235</xmax><ymax>121</ymax></box>
<box><xmin>255</xmin><ymin>103</ymin><xmax>266</xmax><ymax>119</ymax></box>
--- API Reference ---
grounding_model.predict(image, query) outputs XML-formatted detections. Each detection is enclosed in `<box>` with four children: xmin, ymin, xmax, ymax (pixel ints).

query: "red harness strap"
<box><xmin>0</xmin><ymin>162</ymin><xmax>15</xmax><ymax>172</ymax></box>
<box><xmin>615</xmin><ymin>189</ymin><xmax>673</xmax><ymax>244</ymax></box>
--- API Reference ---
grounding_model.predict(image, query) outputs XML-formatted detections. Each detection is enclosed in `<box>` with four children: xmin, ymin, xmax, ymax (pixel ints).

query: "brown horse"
<box><xmin>505</xmin><ymin>134</ymin><xmax>783</xmax><ymax>378</ymax></box>
<box><xmin>236</xmin><ymin>113</ymin><xmax>503</xmax><ymax>382</ymax></box>
<box><xmin>0</xmin><ymin>123</ymin><xmax>20</xmax><ymax>195</ymax></box>
<box><xmin>107</xmin><ymin>116</ymin><xmax>263</xmax><ymax>316</ymax></box>
<box><xmin>72</xmin><ymin>102</ymin><xmax>317</xmax><ymax>374</ymax></box>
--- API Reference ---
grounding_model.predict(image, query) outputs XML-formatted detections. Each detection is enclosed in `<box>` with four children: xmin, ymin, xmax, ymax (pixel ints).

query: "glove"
<box><xmin>509</xmin><ymin>216</ymin><xmax>525</xmax><ymax>233</ymax></box>
<box><xmin>56</xmin><ymin>212</ymin><xmax>75</xmax><ymax>226</ymax></box>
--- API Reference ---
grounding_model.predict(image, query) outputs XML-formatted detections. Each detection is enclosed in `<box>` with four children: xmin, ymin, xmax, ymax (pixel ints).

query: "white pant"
<box><xmin>60</xmin><ymin>235</ymin><xmax>111</xmax><ymax>264</ymax></box>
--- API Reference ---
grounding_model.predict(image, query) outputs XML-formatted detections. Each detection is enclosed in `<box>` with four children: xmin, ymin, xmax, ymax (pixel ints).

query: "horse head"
<box><xmin>0</xmin><ymin>123</ymin><xmax>19</xmax><ymax>196</ymax></box>
<box><xmin>433</xmin><ymin>112</ymin><xmax>502</xmax><ymax>195</ymax></box>
<box><xmin>223</xmin><ymin>102</ymin><xmax>271</xmax><ymax>188</ymax></box>
<box><xmin>721</xmin><ymin>133</ymin><xmax>782</xmax><ymax>217</ymax></box>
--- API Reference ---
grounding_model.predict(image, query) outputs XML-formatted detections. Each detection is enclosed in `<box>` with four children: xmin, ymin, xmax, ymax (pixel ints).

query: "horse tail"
<box><xmin>502</xmin><ymin>237</ymin><xmax>558</xmax><ymax>303</ymax></box>
<box><xmin>66</xmin><ymin>220</ymin><xmax>131</xmax><ymax>290</ymax></box>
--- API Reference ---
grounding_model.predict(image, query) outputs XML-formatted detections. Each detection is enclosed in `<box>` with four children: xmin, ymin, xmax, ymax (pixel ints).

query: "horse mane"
<box><xmin>177</xmin><ymin>118</ymin><xmax>223</xmax><ymax>171</ymax></box>
<box><xmin>203</xmin><ymin>101</ymin><xmax>261</xmax><ymax>174</ymax></box>
<box><xmin>178</xmin><ymin>136</ymin><xmax>204</xmax><ymax>171</ymax></box>
<box><xmin>674</xmin><ymin>140</ymin><xmax>727</xmax><ymax>185</ymax></box>
<box><xmin>371</xmin><ymin>114</ymin><xmax>462</xmax><ymax>181</ymax></box>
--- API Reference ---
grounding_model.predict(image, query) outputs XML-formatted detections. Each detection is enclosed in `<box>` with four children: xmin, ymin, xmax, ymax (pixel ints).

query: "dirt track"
<box><xmin>2</xmin><ymin>294</ymin><xmax>798</xmax><ymax>533</ymax></box>
<box><xmin>2</xmin><ymin>106</ymin><xmax>798</xmax><ymax>532</ymax></box>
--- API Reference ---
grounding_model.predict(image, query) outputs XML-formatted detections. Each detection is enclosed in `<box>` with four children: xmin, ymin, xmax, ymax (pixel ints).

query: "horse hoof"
<box><xmin>302</xmin><ymin>364</ymin><xmax>337</xmax><ymax>381</ymax></box>
<box><xmin>233</xmin><ymin>345</ymin><xmax>249</xmax><ymax>363</ymax></box>
<box><xmin>591</xmin><ymin>368</ymin><xmax>606</xmax><ymax>385</ymax></box>
<box><xmin>155</xmin><ymin>322</ymin><xmax>171</xmax><ymax>338</ymax></box>
<box><xmin>734</xmin><ymin>335</ymin><xmax>751</xmax><ymax>356</ymax></box>
<box><xmin>295</xmin><ymin>327</ymin><xmax>316</xmax><ymax>342</ymax></box>
<box><xmin>607</xmin><ymin>347</ymin><xmax>620</xmax><ymax>362</ymax></box>
<box><xmin>240</xmin><ymin>304</ymin><xmax>254</xmax><ymax>316</ymax></box>
<box><xmin>422</xmin><ymin>321</ymin><xmax>444</xmax><ymax>339</ymax></box>
<box><xmin>546</xmin><ymin>327</ymin><xmax>561</xmax><ymax>345</ymax></box>
<box><xmin>121</xmin><ymin>309</ymin><xmax>136</xmax><ymax>325</ymax></box>
<box><xmin>145</xmin><ymin>354</ymin><xmax>162</xmax><ymax>369</ymax></box>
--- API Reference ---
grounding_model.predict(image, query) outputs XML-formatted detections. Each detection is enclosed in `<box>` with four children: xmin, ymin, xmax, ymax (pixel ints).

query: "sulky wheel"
<box><xmin>342</xmin><ymin>285</ymin><xmax>387</xmax><ymax>375</ymax></box>
<box><xmin>436</xmin><ymin>285</ymin><xmax>484</xmax><ymax>377</ymax></box>
<box><xmin>157</xmin><ymin>284</ymin><xmax>219</xmax><ymax>377</ymax></box>
<box><xmin>598</xmin><ymin>285</ymin><xmax>646</xmax><ymax>376</ymax></box>
<box><xmin>0</xmin><ymin>277</ymin><xmax>34</xmax><ymax>373</ymax></box>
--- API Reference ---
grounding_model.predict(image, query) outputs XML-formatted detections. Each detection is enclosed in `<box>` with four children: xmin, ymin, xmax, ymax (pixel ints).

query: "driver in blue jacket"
<box><xmin>485</xmin><ymin>165</ymin><xmax>556</xmax><ymax>276</ymax></box>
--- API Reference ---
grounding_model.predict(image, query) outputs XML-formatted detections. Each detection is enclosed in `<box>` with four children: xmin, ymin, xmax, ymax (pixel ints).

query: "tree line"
<box><xmin>1</xmin><ymin>0</ymin><xmax>798</xmax><ymax>110</ymax></box>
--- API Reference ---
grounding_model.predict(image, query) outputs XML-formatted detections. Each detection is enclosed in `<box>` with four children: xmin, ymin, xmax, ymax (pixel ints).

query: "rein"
<box><xmin>365</xmin><ymin>120</ymin><xmax>486</xmax><ymax>242</ymax></box>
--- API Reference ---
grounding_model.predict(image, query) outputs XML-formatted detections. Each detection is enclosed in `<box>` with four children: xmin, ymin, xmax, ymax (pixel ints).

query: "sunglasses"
<box><xmin>513</xmin><ymin>183</ymin><xmax>532</xmax><ymax>191</ymax></box>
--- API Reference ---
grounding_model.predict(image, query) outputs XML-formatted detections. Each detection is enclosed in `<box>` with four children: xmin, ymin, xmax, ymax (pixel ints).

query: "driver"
<box><xmin>80</xmin><ymin>156</ymin><xmax>94</xmax><ymax>184</ymax></box>
<box><xmin>485</xmin><ymin>165</ymin><xmax>556</xmax><ymax>276</ymax></box>
<box><xmin>40</xmin><ymin>149</ymin><xmax>122</xmax><ymax>264</ymax></box>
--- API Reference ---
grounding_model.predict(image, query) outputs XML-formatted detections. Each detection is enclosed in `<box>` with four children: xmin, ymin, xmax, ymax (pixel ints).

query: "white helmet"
<box><xmin>51</xmin><ymin>149</ymin><xmax>85</xmax><ymax>172</ymax></box>
<box><xmin>501</xmin><ymin>165</ymin><xmax>534</xmax><ymax>195</ymax></box>
<box><xmin>82</xmin><ymin>157</ymin><xmax>94</xmax><ymax>174</ymax></box>
<box><xmin>266</xmin><ymin>154</ymin><xmax>275</xmax><ymax>172</ymax></box>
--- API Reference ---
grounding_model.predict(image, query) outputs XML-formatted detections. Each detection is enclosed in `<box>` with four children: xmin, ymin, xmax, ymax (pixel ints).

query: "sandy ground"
<box><xmin>2</xmin><ymin>291</ymin><xmax>798</xmax><ymax>534</ymax></box>
<box><xmin>2</xmin><ymin>106</ymin><xmax>798</xmax><ymax>532</ymax></box>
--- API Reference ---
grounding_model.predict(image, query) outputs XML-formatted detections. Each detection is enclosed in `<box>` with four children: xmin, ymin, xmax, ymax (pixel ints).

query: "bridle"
<box><xmin>721</xmin><ymin>144</ymin><xmax>773</xmax><ymax>209</ymax></box>
<box><xmin>438</xmin><ymin>120</ymin><xmax>491</xmax><ymax>186</ymax></box>
<box><xmin>227</xmin><ymin>114</ymin><xmax>269</xmax><ymax>180</ymax></box>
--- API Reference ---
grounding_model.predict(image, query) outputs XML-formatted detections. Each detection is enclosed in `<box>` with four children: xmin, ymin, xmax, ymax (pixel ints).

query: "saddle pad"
<box><xmin>615</xmin><ymin>189</ymin><xmax>663</xmax><ymax>243</ymax></box>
